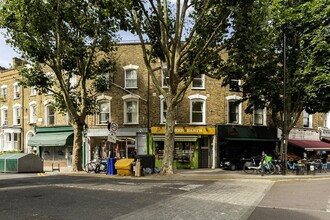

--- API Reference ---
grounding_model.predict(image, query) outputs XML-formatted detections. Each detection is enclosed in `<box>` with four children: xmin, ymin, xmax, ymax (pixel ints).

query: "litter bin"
<box><xmin>306</xmin><ymin>163</ymin><xmax>316</xmax><ymax>175</ymax></box>
<box><xmin>115</xmin><ymin>158</ymin><xmax>135</xmax><ymax>176</ymax></box>
<box><xmin>107</xmin><ymin>158</ymin><xmax>117</xmax><ymax>175</ymax></box>
<box><xmin>295</xmin><ymin>164</ymin><xmax>305</xmax><ymax>175</ymax></box>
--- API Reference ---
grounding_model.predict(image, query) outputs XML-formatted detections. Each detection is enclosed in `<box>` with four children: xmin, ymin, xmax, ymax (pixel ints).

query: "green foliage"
<box><xmin>0</xmin><ymin>0</ymin><xmax>122</xmax><ymax>119</ymax></box>
<box><xmin>0</xmin><ymin>0</ymin><xmax>126</xmax><ymax>171</ymax></box>
<box><xmin>222</xmin><ymin>0</ymin><xmax>330</xmax><ymax>127</ymax></box>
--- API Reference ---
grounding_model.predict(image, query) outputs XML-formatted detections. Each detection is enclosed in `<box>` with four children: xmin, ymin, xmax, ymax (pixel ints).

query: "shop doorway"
<box><xmin>199</xmin><ymin>147</ymin><xmax>209</xmax><ymax>168</ymax></box>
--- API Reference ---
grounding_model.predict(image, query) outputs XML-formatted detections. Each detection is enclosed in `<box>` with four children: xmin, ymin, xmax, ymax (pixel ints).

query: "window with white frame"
<box><xmin>324</xmin><ymin>112</ymin><xmax>330</xmax><ymax>128</ymax></box>
<box><xmin>159</xmin><ymin>95</ymin><xmax>167</xmax><ymax>123</ymax></box>
<box><xmin>123</xmin><ymin>64</ymin><xmax>138</xmax><ymax>89</ymax></box>
<box><xmin>46</xmin><ymin>72</ymin><xmax>55</xmax><ymax>94</ymax></box>
<box><xmin>96</xmin><ymin>95</ymin><xmax>112</xmax><ymax>125</ymax></box>
<box><xmin>1</xmin><ymin>85</ymin><xmax>7</xmax><ymax>99</ymax></box>
<box><xmin>1</xmin><ymin>106</ymin><xmax>8</xmax><ymax>126</ymax></box>
<box><xmin>69</xmin><ymin>73</ymin><xmax>77</xmax><ymax>89</ymax></box>
<box><xmin>303</xmin><ymin>110</ymin><xmax>313</xmax><ymax>128</ymax></box>
<box><xmin>98</xmin><ymin>102</ymin><xmax>110</xmax><ymax>124</ymax></box>
<box><xmin>189</xmin><ymin>94</ymin><xmax>207</xmax><ymax>124</ymax></box>
<box><xmin>254</xmin><ymin>108</ymin><xmax>267</xmax><ymax>125</ymax></box>
<box><xmin>122</xmin><ymin>94</ymin><xmax>139</xmax><ymax>124</ymax></box>
<box><xmin>13</xmin><ymin>82</ymin><xmax>20</xmax><ymax>99</ymax></box>
<box><xmin>162</xmin><ymin>65</ymin><xmax>169</xmax><ymax>88</ymax></box>
<box><xmin>192</xmin><ymin>74</ymin><xmax>205</xmax><ymax>89</ymax></box>
<box><xmin>229</xmin><ymin>79</ymin><xmax>241</xmax><ymax>92</ymax></box>
<box><xmin>226</xmin><ymin>95</ymin><xmax>242</xmax><ymax>124</ymax></box>
<box><xmin>44</xmin><ymin>100</ymin><xmax>55</xmax><ymax>126</ymax></box>
<box><xmin>13</xmin><ymin>104</ymin><xmax>21</xmax><ymax>125</ymax></box>
<box><xmin>29</xmin><ymin>101</ymin><xmax>37</xmax><ymax>124</ymax></box>
<box><xmin>30</xmin><ymin>86</ymin><xmax>37</xmax><ymax>96</ymax></box>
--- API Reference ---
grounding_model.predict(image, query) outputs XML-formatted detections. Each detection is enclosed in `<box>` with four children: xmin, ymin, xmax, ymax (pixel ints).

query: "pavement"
<box><xmin>43</xmin><ymin>166</ymin><xmax>330</xmax><ymax>181</ymax></box>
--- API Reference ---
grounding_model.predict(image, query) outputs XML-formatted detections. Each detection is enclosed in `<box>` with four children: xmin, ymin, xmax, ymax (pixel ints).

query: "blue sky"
<box><xmin>0</xmin><ymin>29</ymin><xmax>139</xmax><ymax>69</ymax></box>
<box><xmin>0</xmin><ymin>29</ymin><xmax>20</xmax><ymax>68</ymax></box>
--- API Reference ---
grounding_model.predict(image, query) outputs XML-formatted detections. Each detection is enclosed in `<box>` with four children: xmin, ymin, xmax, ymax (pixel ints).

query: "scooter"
<box><xmin>95</xmin><ymin>159</ymin><xmax>108</xmax><ymax>173</ymax></box>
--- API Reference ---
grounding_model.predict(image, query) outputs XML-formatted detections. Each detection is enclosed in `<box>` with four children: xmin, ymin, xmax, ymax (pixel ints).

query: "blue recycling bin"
<box><xmin>107</xmin><ymin>158</ymin><xmax>117</xmax><ymax>175</ymax></box>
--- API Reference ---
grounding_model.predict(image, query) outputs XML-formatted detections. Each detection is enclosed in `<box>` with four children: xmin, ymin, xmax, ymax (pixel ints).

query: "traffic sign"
<box><xmin>107</xmin><ymin>132</ymin><xmax>117</xmax><ymax>143</ymax></box>
<box><xmin>110</xmin><ymin>123</ymin><xmax>118</xmax><ymax>132</ymax></box>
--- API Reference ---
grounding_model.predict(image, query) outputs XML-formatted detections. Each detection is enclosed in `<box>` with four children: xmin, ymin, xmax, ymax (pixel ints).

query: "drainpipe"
<box><xmin>21</xmin><ymin>84</ymin><xmax>25</xmax><ymax>152</ymax></box>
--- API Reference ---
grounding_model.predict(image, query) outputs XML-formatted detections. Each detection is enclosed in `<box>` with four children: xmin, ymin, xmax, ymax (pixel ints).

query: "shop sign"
<box><xmin>320</xmin><ymin>128</ymin><xmax>330</xmax><ymax>138</ymax></box>
<box><xmin>288</xmin><ymin>128</ymin><xmax>319</xmax><ymax>141</ymax></box>
<box><xmin>151</xmin><ymin>126</ymin><xmax>215</xmax><ymax>135</ymax></box>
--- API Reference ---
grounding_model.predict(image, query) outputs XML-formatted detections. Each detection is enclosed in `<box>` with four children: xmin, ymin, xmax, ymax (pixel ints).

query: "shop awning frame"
<box><xmin>152</xmin><ymin>135</ymin><xmax>198</xmax><ymax>142</ymax></box>
<box><xmin>28</xmin><ymin>132</ymin><xmax>74</xmax><ymax>147</ymax></box>
<box><xmin>289</xmin><ymin>140</ymin><xmax>330</xmax><ymax>151</ymax></box>
<box><xmin>224</xmin><ymin>138</ymin><xmax>279</xmax><ymax>142</ymax></box>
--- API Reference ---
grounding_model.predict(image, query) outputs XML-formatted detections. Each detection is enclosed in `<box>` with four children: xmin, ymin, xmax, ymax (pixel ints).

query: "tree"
<box><xmin>0</xmin><ymin>0</ymin><xmax>124</xmax><ymax>171</ymax></box>
<box><xmin>122</xmin><ymin>0</ymin><xmax>236</xmax><ymax>174</ymax></box>
<box><xmin>221</xmin><ymin>0</ymin><xmax>330</xmax><ymax>173</ymax></box>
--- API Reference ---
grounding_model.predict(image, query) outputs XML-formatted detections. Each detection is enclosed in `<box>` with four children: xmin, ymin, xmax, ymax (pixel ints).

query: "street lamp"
<box><xmin>282</xmin><ymin>28</ymin><xmax>287</xmax><ymax>175</ymax></box>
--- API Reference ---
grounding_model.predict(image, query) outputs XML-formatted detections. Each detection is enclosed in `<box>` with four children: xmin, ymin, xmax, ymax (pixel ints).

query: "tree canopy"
<box><xmin>221</xmin><ymin>0</ymin><xmax>330</xmax><ymax>172</ymax></box>
<box><xmin>222</xmin><ymin>0</ymin><xmax>330</xmax><ymax>127</ymax></box>
<box><xmin>0</xmin><ymin>0</ymin><xmax>125</xmax><ymax>171</ymax></box>
<box><xmin>121</xmin><ymin>0</ymin><xmax>237</xmax><ymax>174</ymax></box>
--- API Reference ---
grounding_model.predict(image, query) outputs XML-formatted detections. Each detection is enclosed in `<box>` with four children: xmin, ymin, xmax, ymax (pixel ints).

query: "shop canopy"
<box><xmin>289</xmin><ymin>140</ymin><xmax>330</xmax><ymax>151</ymax></box>
<box><xmin>152</xmin><ymin>135</ymin><xmax>198</xmax><ymax>142</ymax></box>
<box><xmin>28</xmin><ymin>132</ymin><xmax>74</xmax><ymax>147</ymax></box>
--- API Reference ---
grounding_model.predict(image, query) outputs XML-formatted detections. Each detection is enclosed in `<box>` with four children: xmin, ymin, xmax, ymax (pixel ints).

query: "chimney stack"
<box><xmin>12</xmin><ymin>57</ymin><xmax>24</xmax><ymax>67</ymax></box>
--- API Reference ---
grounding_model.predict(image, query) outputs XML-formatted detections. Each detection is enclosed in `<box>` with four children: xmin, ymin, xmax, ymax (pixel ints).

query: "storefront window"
<box><xmin>41</xmin><ymin>147</ymin><xmax>66</xmax><ymax>161</ymax></box>
<box><xmin>155</xmin><ymin>141</ymin><xmax>195</xmax><ymax>162</ymax></box>
<box><xmin>54</xmin><ymin>147</ymin><xmax>66</xmax><ymax>161</ymax></box>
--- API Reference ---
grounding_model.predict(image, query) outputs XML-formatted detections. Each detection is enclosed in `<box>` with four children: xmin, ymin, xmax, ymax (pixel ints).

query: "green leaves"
<box><xmin>222</xmin><ymin>0</ymin><xmax>330</xmax><ymax>125</ymax></box>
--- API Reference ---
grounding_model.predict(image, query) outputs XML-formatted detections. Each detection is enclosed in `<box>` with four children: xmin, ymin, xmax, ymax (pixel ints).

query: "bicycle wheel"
<box><xmin>243</xmin><ymin>165</ymin><xmax>255</xmax><ymax>174</ymax></box>
<box><xmin>266</xmin><ymin>164</ymin><xmax>275</xmax><ymax>175</ymax></box>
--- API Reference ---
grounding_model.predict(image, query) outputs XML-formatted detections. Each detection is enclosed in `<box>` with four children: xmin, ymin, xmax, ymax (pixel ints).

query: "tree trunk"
<box><xmin>72</xmin><ymin>123</ymin><xmax>83</xmax><ymax>172</ymax></box>
<box><xmin>161</xmin><ymin>103</ymin><xmax>176</xmax><ymax>175</ymax></box>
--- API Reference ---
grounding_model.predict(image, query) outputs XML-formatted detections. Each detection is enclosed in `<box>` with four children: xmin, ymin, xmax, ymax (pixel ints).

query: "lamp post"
<box><xmin>282</xmin><ymin>29</ymin><xmax>287</xmax><ymax>175</ymax></box>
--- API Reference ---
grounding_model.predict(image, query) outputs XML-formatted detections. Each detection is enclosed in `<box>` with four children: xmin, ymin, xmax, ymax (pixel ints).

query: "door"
<box><xmin>199</xmin><ymin>146</ymin><xmax>209</xmax><ymax>168</ymax></box>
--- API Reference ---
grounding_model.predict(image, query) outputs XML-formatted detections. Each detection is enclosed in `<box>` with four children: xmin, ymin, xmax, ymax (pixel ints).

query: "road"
<box><xmin>0</xmin><ymin>173</ymin><xmax>330</xmax><ymax>220</ymax></box>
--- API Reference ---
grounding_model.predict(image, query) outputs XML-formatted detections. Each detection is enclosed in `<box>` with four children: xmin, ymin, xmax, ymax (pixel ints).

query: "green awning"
<box><xmin>225</xmin><ymin>138</ymin><xmax>279</xmax><ymax>142</ymax></box>
<box><xmin>28</xmin><ymin>132</ymin><xmax>74</xmax><ymax>147</ymax></box>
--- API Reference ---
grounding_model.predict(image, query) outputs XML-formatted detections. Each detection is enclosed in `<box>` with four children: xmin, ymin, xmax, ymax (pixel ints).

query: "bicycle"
<box><xmin>261</xmin><ymin>155</ymin><xmax>275</xmax><ymax>175</ymax></box>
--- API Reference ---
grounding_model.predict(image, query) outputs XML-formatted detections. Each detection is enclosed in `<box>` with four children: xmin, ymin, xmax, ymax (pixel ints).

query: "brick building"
<box><xmin>0</xmin><ymin>44</ymin><xmax>328</xmax><ymax>169</ymax></box>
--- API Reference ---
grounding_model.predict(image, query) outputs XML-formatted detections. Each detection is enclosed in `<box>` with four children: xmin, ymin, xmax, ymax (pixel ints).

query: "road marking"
<box><xmin>178</xmin><ymin>184</ymin><xmax>203</xmax><ymax>191</ymax></box>
<box><xmin>327</xmin><ymin>196</ymin><xmax>330</xmax><ymax>212</ymax></box>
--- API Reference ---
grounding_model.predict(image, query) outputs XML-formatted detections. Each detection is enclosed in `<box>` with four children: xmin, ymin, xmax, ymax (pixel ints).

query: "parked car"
<box><xmin>220</xmin><ymin>156</ymin><xmax>252</xmax><ymax>171</ymax></box>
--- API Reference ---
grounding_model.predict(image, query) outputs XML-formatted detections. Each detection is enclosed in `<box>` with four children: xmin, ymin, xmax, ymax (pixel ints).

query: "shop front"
<box><xmin>27</xmin><ymin>126</ymin><xmax>74</xmax><ymax>167</ymax></box>
<box><xmin>151</xmin><ymin>126</ymin><xmax>216</xmax><ymax>169</ymax></box>
<box><xmin>85</xmin><ymin>127</ymin><xmax>148</xmax><ymax>166</ymax></box>
<box><xmin>288</xmin><ymin>128</ymin><xmax>330</xmax><ymax>160</ymax></box>
<box><xmin>217</xmin><ymin>125</ymin><xmax>279</xmax><ymax>165</ymax></box>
